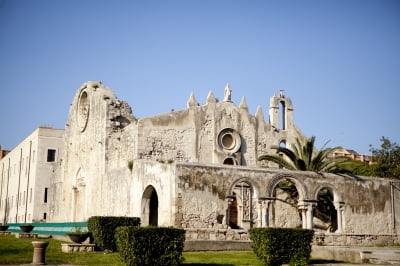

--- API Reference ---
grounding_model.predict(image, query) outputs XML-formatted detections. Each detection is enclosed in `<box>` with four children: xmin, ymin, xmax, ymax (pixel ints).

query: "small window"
<box><xmin>44</xmin><ymin>188</ymin><xmax>48</xmax><ymax>203</ymax></box>
<box><xmin>43</xmin><ymin>212</ymin><xmax>47</xmax><ymax>220</ymax></box>
<box><xmin>47</xmin><ymin>149</ymin><xmax>56</xmax><ymax>162</ymax></box>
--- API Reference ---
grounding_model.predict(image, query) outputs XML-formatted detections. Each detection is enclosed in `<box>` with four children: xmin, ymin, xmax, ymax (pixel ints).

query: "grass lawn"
<box><xmin>0</xmin><ymin>234</ymin><xmax>342</xmax><ymax>265</ymax></box>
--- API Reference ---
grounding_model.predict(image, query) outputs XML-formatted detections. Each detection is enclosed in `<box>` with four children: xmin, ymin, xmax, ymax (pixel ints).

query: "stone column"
<box><xmin>298</xmin><ymin>204</ymin><xmax>307</xmax><ymax>229</ymax></box>
<box><xmin>306</xmin><ymin>202</ymin><xmax>317</xmax><ymax>229</ymax></box>
<box><xmin>32</xmin><ymin>241</ymin><xmax>49</xmax><ymax>265</ymax></box>
<box><xmin>257</xmin><ymin>199</ymin><xmax>263</xmax><ymax>227</ymax></box>
<box><xmin>334</xmin><ymin>201</ymin><xmax>345</xmax><ymax>233</ymax></box>
<box><xmin>258</xmin><ymin>197</ymin><xmax>276</xmax><ymax>227</ymax></box>
<box><xmin>298</xmin><ymin>200</ymin><xmax>317</xmax><ymax>229</ymax></box>
<box><xmin>268</xmin><ymin>199</ymin><xmax>276</xmax><ymax>227</ymax></box>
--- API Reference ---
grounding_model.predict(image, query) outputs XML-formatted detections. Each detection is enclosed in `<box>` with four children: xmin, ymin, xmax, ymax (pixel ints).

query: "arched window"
<box><xmin>279</xmin><ymin>101</ymin><xmax>286</xmax><ymax>130</ymax></box>
<box><xmin>278</xmin><ymin>140</ymin><xmax>286</xmax><ymax>169</ymax></box>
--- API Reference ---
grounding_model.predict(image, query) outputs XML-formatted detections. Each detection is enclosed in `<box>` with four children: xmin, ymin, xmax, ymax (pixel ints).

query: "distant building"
<box><xmin>328</xmin><ymin>148</ymin><xmax>371</xmax><ymax>164</ymax></box>
<box><xmin>0</xmin><ymin>127</ymin><xmax>64</xmax><ymax>224</ymax></box>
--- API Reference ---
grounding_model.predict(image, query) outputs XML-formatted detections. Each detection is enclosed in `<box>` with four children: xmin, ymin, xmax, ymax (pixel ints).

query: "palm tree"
<box><xmin>258</xmin><ymin>136</ymin><xmax>351</xmax><ymax>173</ymax></box>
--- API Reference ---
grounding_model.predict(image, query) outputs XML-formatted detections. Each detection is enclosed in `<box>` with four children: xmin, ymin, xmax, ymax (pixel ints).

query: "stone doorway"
<box><xmin>229</xmin><ymin>197</ymin><xmax>238</xmax><ymax>229</ymax></box>
<box><xmin>228</xmin><ymin>181</ymin><xmax>253</xmax><ymax>229</ymax></box>
<box><xmin>141</xmin><ymin>185</ymin><xmax>158</xmax><ymax>226</ymax></box>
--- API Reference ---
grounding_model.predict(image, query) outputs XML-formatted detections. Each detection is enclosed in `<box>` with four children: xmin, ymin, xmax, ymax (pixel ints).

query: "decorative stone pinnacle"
<box><xmin>206</xmin><ymin>91</ymin><xmax>217</xmax><ymax>104</ymax></box>
<box><xmin>255</xmin><ymin>105</ymin><xmax>264</xmax><ymax>121</ymax></box>
<box><xmin>239</xmin><ymin>96</ymin><xmax>248</xmax><ymax>110</ymax></box>
<box><xmin>187</xmin><ymin>93</ymin><xmax>199</xmax><ymax>108</ymax></box>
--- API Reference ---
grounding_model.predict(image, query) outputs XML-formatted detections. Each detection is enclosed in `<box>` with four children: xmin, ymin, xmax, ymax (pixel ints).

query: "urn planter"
<box><xmin>20</xmin><ymin>225</ymin><xmax>34</xmax><ymax>233</ymax></box>
<box><xmin>67</xmin><ymin>232</ymin><xmax>90</xmax><ymax>244</ymax></box>
<box><xmin>0</xmin><ymin>225</ymin><xmax>9</xmax><ymax>231</ymax></box>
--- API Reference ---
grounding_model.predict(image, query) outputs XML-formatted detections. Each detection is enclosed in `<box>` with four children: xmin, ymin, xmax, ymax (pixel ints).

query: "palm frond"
<box><xmin>258</xmin><ymin>154</ymin><xmax>297</xmax><ymax>170</ymax></box>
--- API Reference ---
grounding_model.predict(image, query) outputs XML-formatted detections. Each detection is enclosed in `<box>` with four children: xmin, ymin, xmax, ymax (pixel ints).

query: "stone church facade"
<box><xmin>1</xmin><ymin>81</ymin><xmax>399</xmax><ymax>245</ymax></box>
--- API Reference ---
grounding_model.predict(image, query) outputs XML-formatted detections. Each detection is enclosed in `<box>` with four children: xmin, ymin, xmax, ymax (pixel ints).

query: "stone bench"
<box><xmin>16</xmin><ymin>233</ymin><xmax>38</xmax><ymax>238</ymax></box>
<box><xmin>61</xmin><ymin>243</ymin><xmax>95</xmax><ymax>253</ymax></box>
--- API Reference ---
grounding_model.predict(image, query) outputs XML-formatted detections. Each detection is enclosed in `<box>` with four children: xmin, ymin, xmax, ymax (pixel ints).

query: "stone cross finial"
<box><xmin>223</xmin><ymin>84</ymin><xmax>232</xmax><ymax>102</ymax></box>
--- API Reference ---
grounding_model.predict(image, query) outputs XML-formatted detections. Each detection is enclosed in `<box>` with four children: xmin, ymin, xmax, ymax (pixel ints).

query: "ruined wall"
<box><xmin>89</xmin><ymin>160</ymin><xmax>177</xmax><ymax>227</ymax></box>
<box><xmin>55</xmin><ymin>81</ymin><xmax>130</xmax><ymax>222</ymax></box>
<box><xmin>136</xmin><ymin>109</ymin><xmax>195</xmax><ymax>163</ymax></box>
<box><xmin>174</xmin><ymin>163</ymin><xmax>400</xmax><ymax>237</ymax></box>
<box><xmin>104</xmin><ymin>99</ymin><xmax>137</xmax><ymax>171</ymax></box>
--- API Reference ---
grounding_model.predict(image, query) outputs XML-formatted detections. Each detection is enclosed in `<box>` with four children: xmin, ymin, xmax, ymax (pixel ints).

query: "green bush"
<box><xmin>249</xmin><ymin>227</ymin><xmax>314</xmax><ymax>266</ymax></box>
<box><xmin>87</xmin><ymin>216</ymin><xmax>140</xmax><ymax>251</ymax></box>
<box><xmin>115</xmin><ymin>226</ymin><xmax>185</xmax><ymax>266</ymax></box>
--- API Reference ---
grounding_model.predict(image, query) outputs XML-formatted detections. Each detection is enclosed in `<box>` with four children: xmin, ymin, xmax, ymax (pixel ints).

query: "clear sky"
<box><xmin>0</xmin><ymin>0</ymin><xmax>399</xmax><ymax>155</ymax></box>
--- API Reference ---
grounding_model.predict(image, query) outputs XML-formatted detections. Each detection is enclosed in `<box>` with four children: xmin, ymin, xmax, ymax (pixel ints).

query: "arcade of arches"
<box><xmin>224</xmin><ymin>176</ymin><xmax>344</xmax><ymax>232</ymax></box>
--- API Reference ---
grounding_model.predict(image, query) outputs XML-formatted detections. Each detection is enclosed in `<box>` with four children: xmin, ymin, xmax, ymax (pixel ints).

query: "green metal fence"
<box><xmin>7</xmin><ymin>222</ymin><xmax>88</xmax><ymax>235</ymax></box>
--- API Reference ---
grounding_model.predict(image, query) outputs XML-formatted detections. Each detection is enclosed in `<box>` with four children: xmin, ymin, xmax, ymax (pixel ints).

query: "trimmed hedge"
<box><xmin>87</xmin><ymin>216</ymin><xmax>140</xmax><ymax>251</ymax></box>
<box><xmin>249</xmin><ymin>227</ymin><xmax>314</xmax><ymax>266</ymax></box>
<box><xmin>115</xmin><ymin>226</ymin><xmax>185</xmax><ymax>266</ymax></box>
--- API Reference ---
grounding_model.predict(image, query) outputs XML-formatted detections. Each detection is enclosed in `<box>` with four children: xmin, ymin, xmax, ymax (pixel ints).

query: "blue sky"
<box><xmin>0</xmin><ymin>0</ymin><xmax>399</xmax><ymax>154</ymax></box>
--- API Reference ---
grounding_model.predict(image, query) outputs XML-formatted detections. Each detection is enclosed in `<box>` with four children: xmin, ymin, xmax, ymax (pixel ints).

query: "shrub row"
<box><xmin>115</xmin><ymin>226</ymin><xmax>185</xmax><ymax>266</ymax></box>
<box><xmin>87</xmin><ymin>216</ymin><xmax>140</xmax><ymax>251</ymax></box>
<box><xmin>249</xmin><ymin>227</ymin><xmax>314</xmax><ymax>266</ymax></box>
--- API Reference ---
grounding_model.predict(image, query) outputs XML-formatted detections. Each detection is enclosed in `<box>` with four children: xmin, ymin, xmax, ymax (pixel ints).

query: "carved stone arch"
<box><xmin>313</xmin><ymin>184</ymin><xmax>344</xmax><ymax>233</ymax></box>
<box><xmin>72</xmin><ymin>167</ymin><xmax>87</xmax><ymax>222</ymax></box>
<box><xmin>228</xmin><ymin>177</ymin><xmax>260</xmax><ymax>198</ymax></box>
<box><xmin>73</xmin><ymin>167</ymin><xmax>86</xmax><ymax>188</ymax></box>
<box><xmin>226</xmin><ymin>177</ymin><xmax>258</xmax><ymax>229</ymax></box>
<box><xmin>313</xmin><ymin>184</ymin><xmax>342</xmax><ymax>202</ymax></box>
<box><xmin>266</xmin><ymin>173</ymin><xmax>308</xmax><ymax>201</ymax></box>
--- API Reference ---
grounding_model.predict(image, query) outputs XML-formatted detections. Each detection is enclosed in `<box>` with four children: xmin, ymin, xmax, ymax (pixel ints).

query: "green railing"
<box><xmin>7</xmin><ymin>222</ymin><xmax>88</xmax><ymax>235</ymax></box>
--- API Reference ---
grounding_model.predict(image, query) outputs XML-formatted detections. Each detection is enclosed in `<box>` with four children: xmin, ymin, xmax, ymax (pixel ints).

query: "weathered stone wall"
<box><xmin>136</xmin><ymin>109</ymin><xmax>195</xmax><ymax>163</ymax></box>
<box><xmin>104</xmin><ymin>99</ymin><xmax>137</xmax><ymax>171</ymax></box>
<box><xmin>314</xmin><ymin>233</ymin><xmax>400</xmax><ymax>246</ymax></box>
<box><xmin>174</xmin><ymin>163</ymin><xmax>400</xmax><ymax>238</ymax></box>
<box><xmin>56</xmin><ymin>81</ymin><xmax>118</xmax><ymax>222</ymax></box>
<box><xmin>95</xmin><ymin>160</ymin><xmax>177</xmax><ymax>227</ymax></box>
<box><xmin>135</xmin><ymin>91</ymin><xmax>305</xmax><ymax>167</ymax></box>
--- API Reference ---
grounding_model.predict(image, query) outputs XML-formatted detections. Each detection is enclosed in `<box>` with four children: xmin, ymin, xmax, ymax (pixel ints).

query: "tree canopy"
<box><xmin>351</xmin><ymin>136</ymin><xmax>400</xmax><ymax>179</ymax></box>
<box><xmin>258</xmin><ymin>136</ymin><xmax>351</xmax><ymax>173</ymax></box>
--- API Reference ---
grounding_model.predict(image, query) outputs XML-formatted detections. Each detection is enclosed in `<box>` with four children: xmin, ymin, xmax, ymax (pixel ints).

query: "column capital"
<box><xmin>334</xmin><ymin>201</ymin><xmax>345</xmax><ymax>210</ymax></box>
<box><xmin>258</xmin><ymin>197</ymin><xmax>275</xmax><ymax>205</ymax></box>
<box><xmin>298</xmin><ymin>199</ymin><xmax>318</xmax><ymax>209</ymax></box>
<box><xmin>225</xmin><ymin>195</ymin><xmax>235</xmax><ymax>204</ymax></box>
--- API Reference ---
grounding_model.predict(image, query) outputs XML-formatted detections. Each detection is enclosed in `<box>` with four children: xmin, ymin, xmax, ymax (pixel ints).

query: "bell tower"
<box><xmin>269</xmin><ymin>89</ymin><xmax>294</xmax><ymax>131</ymax></box>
